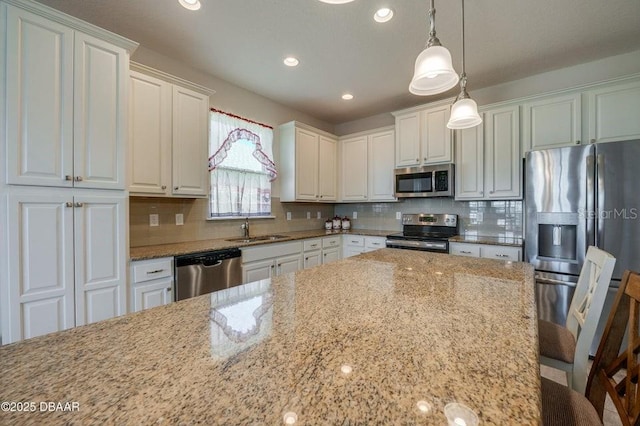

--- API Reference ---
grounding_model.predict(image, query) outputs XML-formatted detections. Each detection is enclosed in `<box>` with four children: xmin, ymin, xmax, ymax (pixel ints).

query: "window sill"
<box><xmin>207</xmin><ymin>216</ymin><xmax>276</xmax><ymax>221</ymax></box>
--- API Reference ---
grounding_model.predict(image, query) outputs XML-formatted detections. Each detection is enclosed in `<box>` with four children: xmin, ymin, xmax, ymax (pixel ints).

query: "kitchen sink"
<box><xmin>226</xmin><ymin>235</ymin><xmax>288</xmax><ymax>243</ymax></box>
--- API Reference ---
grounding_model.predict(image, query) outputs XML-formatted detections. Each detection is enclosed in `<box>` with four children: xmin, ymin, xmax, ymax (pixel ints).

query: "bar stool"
<box><xmin>538</xmin><ymin>246</ymin><xmax>616</xmax><ymax>394</ymax></box>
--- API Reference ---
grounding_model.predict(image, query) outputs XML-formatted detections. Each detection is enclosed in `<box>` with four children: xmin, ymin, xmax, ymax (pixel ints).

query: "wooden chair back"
<box><xmin>586</xmin><ymin>270</ymin><xmax>640</xmax><ymax>426</ymax></box>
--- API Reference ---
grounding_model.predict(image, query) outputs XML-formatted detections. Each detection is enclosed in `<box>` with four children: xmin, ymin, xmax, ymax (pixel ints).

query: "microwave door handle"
<box><xmin>586</xmin><ymin>154</ymin><xmax>596</xmax><ymax>247</ymax></box>
<box><xmin>596</xmin><ymin>153</ymin><xmax>605</xmax><ymax>248</ymax></box>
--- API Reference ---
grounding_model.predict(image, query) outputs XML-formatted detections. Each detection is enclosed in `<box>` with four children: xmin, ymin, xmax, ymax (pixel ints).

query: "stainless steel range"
<box><xmin>385</xmin><ymin>213</ymin><xmax>458</xmax><ymax>253</ymax></box>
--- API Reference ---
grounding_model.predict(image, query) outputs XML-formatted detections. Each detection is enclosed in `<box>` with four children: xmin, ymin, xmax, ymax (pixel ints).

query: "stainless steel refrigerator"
<box><xmin>525</xmin><ymin>139</ymin><xmax>640</xmax><ymax>354</ymax></box>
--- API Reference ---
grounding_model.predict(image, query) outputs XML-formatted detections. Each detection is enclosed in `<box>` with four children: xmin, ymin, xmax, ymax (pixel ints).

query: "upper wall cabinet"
<box><xmin>3</xmin><ymin>3</ymin><xmax>136</xmax><ymax>189</ymax></box>
<box><xmin>279</xmin><ymin>121</ymin><xmax>337</xmax><ymax>202</ymax></box>
<box><xmin>455</xmin><ymin>104</ymin><xmax>521</xmax><ymax>201</ymax></box>
<box><xmin>393</xmin><ymin>103</ymin><xmax>452</xmax><ymax>168</ymax></box>
<box><xmin>339</xmin><ymin>127</ymin><xmax>396</xmax><ymax>202</ymax></box>
<box><xmin>587</xmin><ymin>80</ymin><xmax>640</xmax><ymax>144</ymax></box>
<box><xmin>523</xmin><ymin>93</ymin><xmax>582</xmax><ymax>151</ymax></box>
<box><xmin>128</xmin><ymin>64</ymin><xmax>213</xmax><ymax>198</ymax></box>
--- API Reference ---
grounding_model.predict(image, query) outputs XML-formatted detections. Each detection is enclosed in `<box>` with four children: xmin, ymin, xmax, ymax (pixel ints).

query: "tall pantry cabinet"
<box><xmin>0</xmin><ymin>0</ymin><xmax>138</xmax><ymax>343</ymax></box>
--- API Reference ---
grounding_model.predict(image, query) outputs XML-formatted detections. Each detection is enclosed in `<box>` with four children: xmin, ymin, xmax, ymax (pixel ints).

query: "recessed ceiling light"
<box><xmin>283</xmin><ymin>57</ymin><xmax>299</xmax><ymax>67</ymax></box>
<box><xmin>342</xmin><ymin>93</ymin><xmax>354</xmax><ymax>100</ymax></box>
<box><xmin>318</xmin><ymin>0</ymin><xmax>355</xmax><ymax>3</ymax></box>
<box><xmin>374</xmin><ymin>8</ymin><xmax>394</xmax><ymax>23</ymax></box>
<box><xmin>178</xmin><ymin>0</ymin><xmax>201</xmax><ymax>11</ymax></box>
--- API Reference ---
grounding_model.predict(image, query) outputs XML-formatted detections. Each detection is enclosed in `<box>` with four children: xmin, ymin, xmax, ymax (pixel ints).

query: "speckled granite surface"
<box><xmin>449</xmin><ymin>234</ymin><xmax>524</xmax><ymax>247</ymax></box>
<box><xmin>0</xmin><ymin>249</ymin><xmax>540</xmax><ymax>425</ymax></box>
<box><xmin>130</xmin><ymin>229</ymin><xmax>395</xmax><ymax>260</ymax></box>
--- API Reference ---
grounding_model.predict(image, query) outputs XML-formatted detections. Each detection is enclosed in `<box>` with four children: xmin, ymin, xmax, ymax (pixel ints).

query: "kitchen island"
<box><xmin>0</xmin><ymin>249</ymin><xmax>540</xmax><ymax>425</ymax></box>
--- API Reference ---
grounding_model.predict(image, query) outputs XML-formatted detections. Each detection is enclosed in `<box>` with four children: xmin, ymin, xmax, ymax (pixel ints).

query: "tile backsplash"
<box><xmin>130</xmin><ymin>196</ymin><xmax>523</xmax><ymax>247</ymax></box>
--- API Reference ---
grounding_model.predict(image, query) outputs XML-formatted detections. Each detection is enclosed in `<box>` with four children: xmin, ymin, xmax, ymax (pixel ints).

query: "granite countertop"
<box><xmin>130</xmin><ymin>229</ymin><xmax>395</xmax><ymax>260</ymax></box>
<box><xmin>449</xmin><ymin>235</ymin><xmax>524</xmax><ymax>247</ymax></box>
<box><xmin>0</xmin><ymin>250</ymin><xmax>540</xmax><ymax>425</ymax></box>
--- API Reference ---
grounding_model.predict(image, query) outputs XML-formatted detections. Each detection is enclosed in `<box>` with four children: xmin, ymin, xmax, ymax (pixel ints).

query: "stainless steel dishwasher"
<box><xmin>174</xmin><ymin>248</ymin><xmax>243</xmax><ymax>301</ymax></box>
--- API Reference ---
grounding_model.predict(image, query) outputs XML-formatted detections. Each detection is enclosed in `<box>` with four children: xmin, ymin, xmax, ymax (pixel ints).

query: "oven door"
<box><xmin>385</xmin><ymin>238</ymin><xmax>448</xmax><ymax>253</ymax></box>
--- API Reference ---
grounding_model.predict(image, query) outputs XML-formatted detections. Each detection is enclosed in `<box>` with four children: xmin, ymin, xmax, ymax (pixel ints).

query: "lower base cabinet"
<box><xmin>449</xmin><ymin>242</ymin><xmax>522</xmax><ymax>261</ymax></box>
<box><xmin>130</xmin><ymin>257</ymin><xmax>174</xmax><ymax>312</ymax></box>
<box><xmin>343</xmin><ymin>235</ymin><xmax>387</xmax><ymax>258</ymax></box>
<box><xmin>241</xmin><ymin>241</ymin><xmax>303</xmax><ymax>283</ymax></box>
<box><xmin>1</xmin><ymin>189</ymin><xmax>127</xmax><ymax>344</ymax></box>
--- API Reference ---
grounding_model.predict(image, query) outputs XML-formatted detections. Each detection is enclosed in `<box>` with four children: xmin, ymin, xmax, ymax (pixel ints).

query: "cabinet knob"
<box><xmin>65</xmin><ymin>175</ymin><xmax>73</xmax><ymax>181</ymax></box>
<box><xmin>416</xmin><ymin>158</ymin><xmax>419</xmax><ymax>162</ymax></box>
<box><xmin>319</xmin><ymin>195</ymin><xmax>323</xmax><ymax>199</ymax></box>
<box><xmin>305</xmin><ymin>257</ymin><xmax>308</xmax><ymax>260</ymax></box>
<box><xmin>161</xmin><ymin>185</ymin><xmax>167</xmax><ymax>190</ymax></box>
<box><xmin>590</xmin><ymin>139</ymin><xmax>596</xmax><ymax>144</ymax></box>
<box><xmin>65</xmin><ymin>202</ymin><xmax>73</xmax><ymax>208</ymax></box>
<box><xmin>74</xmin><ymin>202</ymin><xmax>83</xmax><ymax>207</ymax></box>
<box><xmin>174</xmin><ymin>187</ymin><xmax>179</xmax><ymax>191</ymax></box>
<box><xmin>424</xmin><ymin>157</ymin><xmax>427</xmax><ymax>161</ymax></box>
<box><xmin>489</xmin><ymin>190</ymin><xmax>494</xmax><ymax>194</ymax></box>
<box><xmin>575</xmin><ymin>140</ymin><xmax>580</xmax><ymax>145</ymax></box>
<box><xmin>74</xmin><ymin>176</ymin><xmax>83</xmax><ymax>182</ymax></box>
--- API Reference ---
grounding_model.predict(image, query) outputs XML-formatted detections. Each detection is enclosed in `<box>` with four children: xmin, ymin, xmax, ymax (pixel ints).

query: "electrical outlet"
<box><xmin>149</xmin><ymin>214</ymin><xmax>159</xmax><ymax>227</ymax></box>
<box><xmin>175</xmin><ymin>213</ymin><xmax>184</xmax><ymax>225</ymax></box>
<box><xmin>396</xmin><ymin>212</ymin><xmax>402</xmax><ymax>220</ymax></box>
<box><xmin>317</xmin><ymin>211</ymin><xmax>321</xmax><ymax>219</ymax></box>
<box><xmin>353</xmin><ymin>212</ymin><xmax>358</xmax><ymax>219</ymax></box>
<box><xmin>286</xmin><ymin>212</ymin><xmax>292</xmax><ymax>221</ymax></box>
<box><xmin>306</xmin><ymin>211</ymin><xmax>311</xmax><ymax>219</ymax></box>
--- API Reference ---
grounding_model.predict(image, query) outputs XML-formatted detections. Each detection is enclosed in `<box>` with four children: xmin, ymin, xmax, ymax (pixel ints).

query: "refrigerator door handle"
<box><xmin>596</xmin><ymin>153</ymin><xmax>605</xmax><ymax>248</ymax></box>
<box><xmin>586</xmin><ymin>154</ymin><xmax>596</xmax><ymax>247</ymax></box>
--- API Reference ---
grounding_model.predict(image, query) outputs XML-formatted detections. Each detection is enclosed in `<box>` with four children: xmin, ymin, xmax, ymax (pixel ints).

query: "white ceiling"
<box><xmin>35</xmin><ymin>0</ymin><xmax>640</xmax><ymax>124</ymax></box>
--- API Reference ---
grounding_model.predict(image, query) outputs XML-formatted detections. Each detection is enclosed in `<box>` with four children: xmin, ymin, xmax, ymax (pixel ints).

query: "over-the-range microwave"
<box><xmin>394</xmin><ymin>164</ymin><xmax>454</xmax><ymax>198</ymax></box>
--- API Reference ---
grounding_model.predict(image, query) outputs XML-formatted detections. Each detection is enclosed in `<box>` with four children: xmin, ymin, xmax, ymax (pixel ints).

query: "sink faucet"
<box><xmin>241</xmin><ymin>217</ymin><xmax>250</xmax><ymax>238</ymax></box>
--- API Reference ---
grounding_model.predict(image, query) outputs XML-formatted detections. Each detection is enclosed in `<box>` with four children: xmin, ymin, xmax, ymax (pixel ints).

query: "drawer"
<box><xmin>304</xmin><ymin>239</ymin><xmax>322</xmax><ymax>251</ymax></box>
<box><xmin>132</xmin><ymin>258</ymin><xmax>173</xmax><ymax>283</ymax></box>
<box><xmin>365</xmin><ymin>237</ymin><xmax>386</xmax><ymax>250</ymax></box>
<box><xmin>449</xmin><ymin>243</ymin><xmax>481</xmax><ymax>257</ymax></box>
<box><xmin>344</xmin><ymin>235</ymin><xmax>365</xmax><ymax>247</ymax></box>
<box><xmin>481</xmin><ymin>245</ymin><xmax>521</xmax><ymax>261</ymax></box>
<box><xmin>322</xmin><ymin>236</ymin><xmax>341</xmax><ymax>248</ymax></box>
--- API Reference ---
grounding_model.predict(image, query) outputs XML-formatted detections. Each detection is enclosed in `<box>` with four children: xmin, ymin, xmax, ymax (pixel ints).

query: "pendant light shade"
<box><xmin>447</xmin><ymin>0</ymin><xmax>482</xmax><ymax>130</ymax></box>
<box><xmin>448</xmin><ymin>97</ymin><xmax>482</xmax><ymax>129</ymax></box>
<box><xmin>409</xmin><ymin>46</ymin><xmax>459</xmax><ymax>96</ymax></box>
<box><xmin>409</xmin><ymin>0</ymin><xmax>458</xmax><ymax>96</ymax></box>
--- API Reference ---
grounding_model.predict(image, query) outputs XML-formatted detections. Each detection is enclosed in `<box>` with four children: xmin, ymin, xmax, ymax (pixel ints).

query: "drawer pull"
<box><xmin>495</xmin><ymin>254</ymin><xmax>510</xmax><ymax>258</ymax></box>
<box><xmin>371</xmin><ymin>242</ymin><xmax>381</xmax><ymax>246</ymax></box>
<box><xmin>351</xmin><ymin>240</ymin><xmax>359</xmax><ymax>244</ymax></box>
<box><xmin>311</xmin><ymin>244</ymin><xmax>318</xmax><ymax>248</ymax></box>
<box><xmin>146</xmin><ymin>269</ymin><xmax>165</xmax><ymax>274</ymax></box>
<box><xmin>461</xmin><ymin>250</ymin><xmax>472</xmax><ymax>254</ymax></box>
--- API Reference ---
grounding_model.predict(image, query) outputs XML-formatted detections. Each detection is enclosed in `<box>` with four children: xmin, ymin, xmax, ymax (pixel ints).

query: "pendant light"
<box><xmin>409</xmin><ymin>0</ymin><xmax>459</xmax><ymax>96</ymax></box>
<box><xmin>447</xmin><ymin>0</ymin><xmax>482</xmax><ymax>129</ymax></box>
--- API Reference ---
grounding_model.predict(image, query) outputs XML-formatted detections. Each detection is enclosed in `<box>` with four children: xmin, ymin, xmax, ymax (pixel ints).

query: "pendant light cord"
<box><xmin>461</xmin><ymin>0</ymin><xmax>465</xmax><ymax>76</ymax></box>
<box><xmin>458</xmin><ymin>0</ymin><xmax>469</xmax><ymax>98</ymax></box>
<box><xmin>426</xmin><ymin>0</ymin><xmax>441</xmax><ymax>48</ymax></box>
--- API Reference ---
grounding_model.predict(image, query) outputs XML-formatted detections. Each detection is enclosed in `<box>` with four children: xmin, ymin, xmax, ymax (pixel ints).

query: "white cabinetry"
<box><xmin>393</xmin><ymin>103</ymin><xmax>452</xmax><ymax>168</ymax></box>
<box><xmin>303</xmin><ymin>236</ymin><xmax>342</xmax><ymax>268</ymax></box>
<box><xmin>456</xmin><ymin>104</ymin><xmax>521</xmax><ymax>200</ymax></box>
<box><xmin>449</xmin><ymin>242</ymin><xmax>521</xmax><ymax>261</ymax></box>
<box><xmin>241</xmin><ymin>241</ymin><xmax>303</xmax><ymax>283</ymax></box>
<box><xmin>343</xmin><ymin>235</ymin><xmax>386</xmax><ymax>258</ymax></box>
<box><xmin>322</xmin><ymin>235</ymin><xmax>342</xmax><ymax>264</ymax></box>
<box><xmin>129</xmin><ymin>65</ymin><xmax>212</xmax><ymax>197</ymax></box>
<box><xmin>587</xmin><ymin>80</ymin><xmax>640</xmax><ymax>144</ymax></box>
<box><xmin>339</xmin><ymin>127</ymin><xmax>396</xmax><ymax>202</ymax></box>
<box><xmin>4</xmin><ymin>4</ymin><xmax>133</xmax><ymax>190</ymax></box>
<box><xmin>279</xmin><ymin>122</ymin><xmax>337</xmax><ymax>202</ymax></box>
<box><xmin>2</xmin><ymin>190</ymin><xmax>127</xmax><ymax>343</ymax></box>
<box><xmin>130</xmin><ymin>257</ymin><xmax>173</xmax><ymax>312</ymax></box>
<box><xmin>523</xmin><ymin>93</ymin><xmax>582</xmax><ymax>151</ymax></box>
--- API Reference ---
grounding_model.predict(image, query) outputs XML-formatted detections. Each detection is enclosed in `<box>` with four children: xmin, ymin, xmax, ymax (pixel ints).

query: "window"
<box><xmin>208</xmin><ymin>110</ymin><xmax>276</xmax><ymax>218</ymax></box>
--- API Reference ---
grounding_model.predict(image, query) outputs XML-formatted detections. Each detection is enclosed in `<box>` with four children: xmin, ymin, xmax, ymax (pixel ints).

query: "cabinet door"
<box><xmin>523</xmin><ymin>93</ymin><xmax>581</xmax><ymax>151</ymax></box>
<box><xmin>276</xmin><ymin>254</ymin><xmax>302</xmax><ymax>276</ymax></box>
<box><xmin>73</xmin><ymin>32</ymin><xmax>128</xmax><ymax>190</ymax></box>
<box><xmin>485</xmin><ymin>105</ymin><xmax>522</xmax><ymax>199</ymax></box>
<box><xmin>172</xmin><ymin>85</ymin><xmax>209</xmax><ymax>196</ymax></box>
<box><xmin>243</xmin><ymin>259</ymin><xmax>274</xmax><ymax>283</ymax></box>
<box><xmin>344</xmin><ymin>247</ymin><xmax>365</xmax><ymax>258</ymax></box>
<box><xmin>455</xmin><ymin>124</ymin><xmax>485</xmax><ymax>200</ymax></box>
<box><xmin>74</xmin><ymin>194</ymin><xmax>127</xmax><ymax>326</ymax></box>
<box><xmin>340</xmin><ymin>136</ymin><xmax>368</xmax><ymax>201</ymax></box>
<box><xmin>368</xmin><ymin>130</ymin><xmax>396</xmax><ymax>201</ymax></box>
<box><xmin>318</xmin><ymin>135</ymin><xmax>337</xmax><ymax>201</ymax></box>
<box><xmin>588</xmin><ymin>81</ymin><xmax>640</xmax><ymax>143</ymax></box>
<box><xmin>395</xmin><ymin>112</ymin><xmax>421</xmax><ymax>167</ymax></box>
<box><xmin>4</xmin><ymin>193</ymin><xmax>75</xmax><ymax>343</ymax></box>
<box><xmin>128</xmin><ymin>71</ymin><xmax>172</xmax><ymax>195</ymax></box>
<box><xmin>5</xmin><ymin>6</ymin><xmax>74</xmax><ymax>188</ymax></box>
<box><xmin>303</xmin><ymin>251</ymin><xmax>322</xmax><ymax>269</ymax></box>
<box><xmin>132</xmin><ymin>278</ymin><xmax>173</xmax><ymax>312</ymax></box>
<box><xmin>365</xmin><ymin>236</ymin><xmax>386</xmax><ymax>251</ymax></box>
<box><xmin>295</xmin><ymin>128</ymin><xmax>319</xmax><ymax>200</ymax></box>
<box><xmin>421</xmin><ymin>105</ymin><xmax>452</xmax><ymax>164</ymax></box>
<box><xmin>322</xmin><ymin>248</ymin><xmax>341</xmax><ymax>264</ymax></box>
